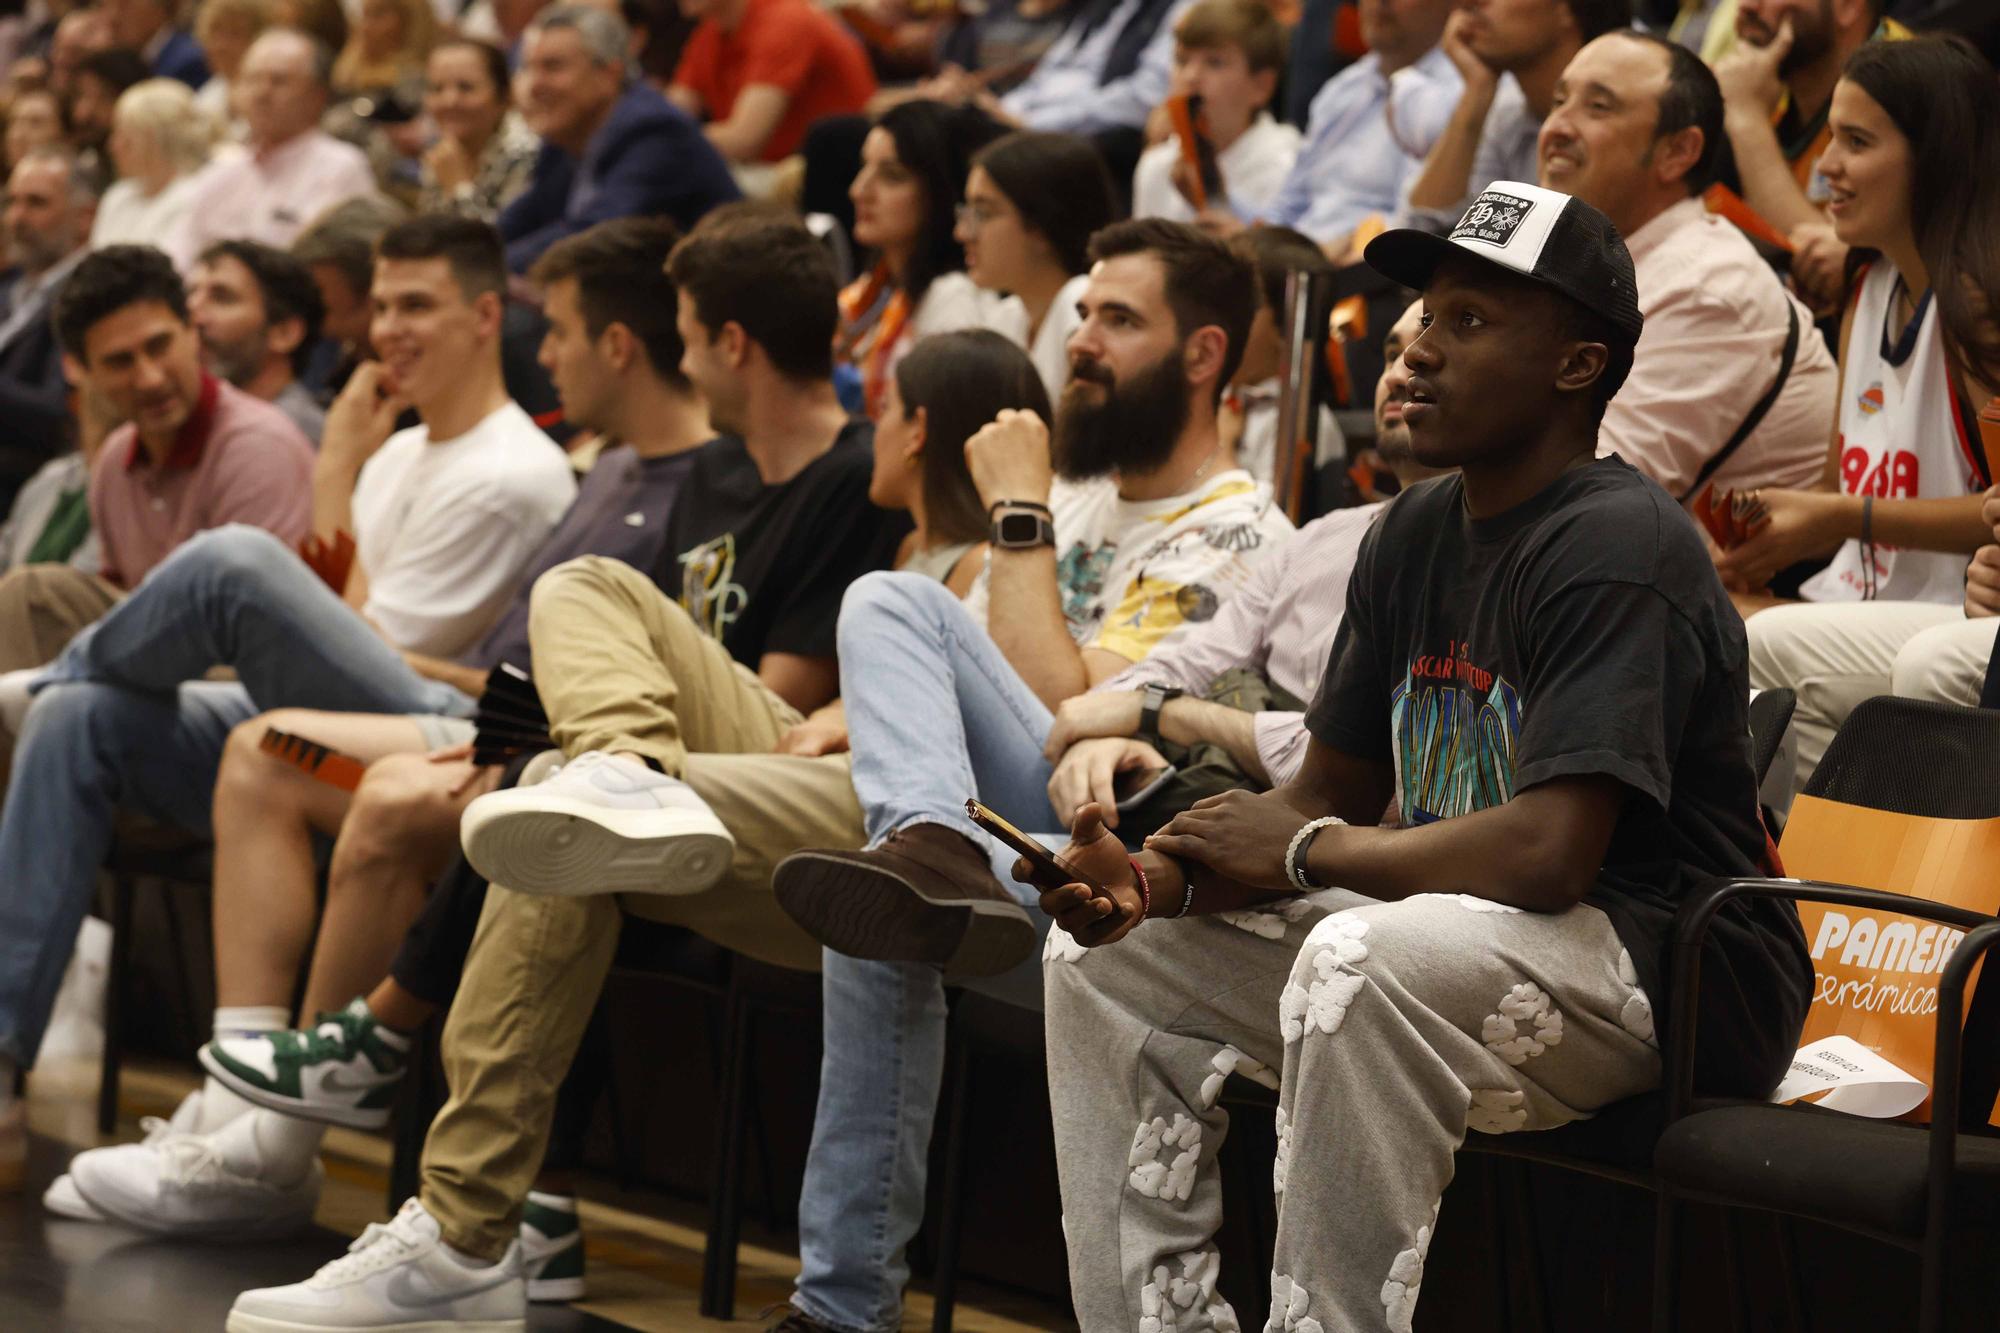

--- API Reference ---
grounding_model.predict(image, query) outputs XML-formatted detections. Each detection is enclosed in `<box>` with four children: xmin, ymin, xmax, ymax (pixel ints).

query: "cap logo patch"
<box><xmin>1453</xmin><ymin>192</ymin><xmax>1536</xmax><ymax>249</ymax></box>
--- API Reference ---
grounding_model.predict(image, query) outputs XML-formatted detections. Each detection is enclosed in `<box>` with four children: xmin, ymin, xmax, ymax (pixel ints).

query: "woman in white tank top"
<box><xmin>1740</xmin><ymin>37</ymin><xmax>2000</xmax><ymax>789</ymax></box>
<box><xmin>1715</xmin><ymin>37</ymin><xmax>1998</xmax><ymax>611</ymax></box>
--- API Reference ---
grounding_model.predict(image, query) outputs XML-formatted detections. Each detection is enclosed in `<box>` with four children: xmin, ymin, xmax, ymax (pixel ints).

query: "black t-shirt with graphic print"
<box><xmin>650</xmin><ymin>422</ymin><xmax>910</xmax><ymax>668</ymax></box>
<box><xmin>1305</xmin><ymin>456</ymin><xmax>1812</xmax><ymax>1098</ymax></box>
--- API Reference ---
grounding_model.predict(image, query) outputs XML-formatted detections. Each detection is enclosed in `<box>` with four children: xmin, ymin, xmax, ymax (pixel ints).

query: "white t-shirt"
<box><xmin>963</xmin><ymin>468</ymin><xmax>1296</xmax><ymax>661</ymax></box>
<box><xmin>1030</xmin><ymin>273</ymin><xmax>1090</xmax><ymax>406</ymax></box>
<box><xmin>1131</xmin><ymin>114</ymin><xmax>1302</xmax><ymax>225</ymax></box>
<box><xmin>350</xmin><ymin>400</ymin><xmax>578</xmax><ymax>658</ymax></box>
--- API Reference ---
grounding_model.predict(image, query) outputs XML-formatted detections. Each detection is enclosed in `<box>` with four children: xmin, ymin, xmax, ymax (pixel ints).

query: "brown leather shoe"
<box><xmin>773</xmin><ymin>822</ymin><xmax>1037</xmax><ymax>978</ymax></box>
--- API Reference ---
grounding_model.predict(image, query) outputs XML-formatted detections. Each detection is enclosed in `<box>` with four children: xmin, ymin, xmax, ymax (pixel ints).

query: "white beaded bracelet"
<box><xmin>1284</xmin><ymin>817</ymin><xmax>1345</xmax><ymax>891</ymax></box>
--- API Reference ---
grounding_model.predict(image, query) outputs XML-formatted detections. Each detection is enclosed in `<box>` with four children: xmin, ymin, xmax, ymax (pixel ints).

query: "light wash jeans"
<box><xmin>0</xmin><ymin>526</ymin><xmax>473</xmax><ymax>1066</ymax></box>
<box><xmin>794</xmin><ymin>571</ymin><xmax>1059</xmax><ymax>1332</ymax></box>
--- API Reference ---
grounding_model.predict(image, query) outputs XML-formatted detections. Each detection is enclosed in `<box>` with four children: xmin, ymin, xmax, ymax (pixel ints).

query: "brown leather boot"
<box><xmin>773</xmin><ymin>822</ymin><xmax>1037</xmax><ymax>978</ymax></box>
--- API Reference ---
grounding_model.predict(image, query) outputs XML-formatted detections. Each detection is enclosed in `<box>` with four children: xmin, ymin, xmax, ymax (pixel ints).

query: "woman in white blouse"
<box><xmin>955</xmin><ymin>130</ymin><xmax>1117</xmax><ymax>404</ymax></box>
<box><xmin>90</xmin><ymin>80</ymin><xmax>218</xmax><ymax>250</ymax></box>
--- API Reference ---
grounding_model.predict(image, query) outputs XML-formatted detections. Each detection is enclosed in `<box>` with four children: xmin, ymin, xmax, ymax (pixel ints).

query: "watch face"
<box><xmin>996</xmin><ymin>511</ymin><xmax>1047</xmax><ymax>545</ymax></box>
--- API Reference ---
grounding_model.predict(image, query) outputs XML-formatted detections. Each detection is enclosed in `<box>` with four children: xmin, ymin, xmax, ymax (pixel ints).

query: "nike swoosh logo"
<box><xmin>317</xmin><ymin>1066</ymin><xmax>403</xmax><ymax>1096</ymax></box>
<box><xmin>384</xmin><ymin>1260</ymin><xmax>519</xmax><ymax>1309</ymax></box>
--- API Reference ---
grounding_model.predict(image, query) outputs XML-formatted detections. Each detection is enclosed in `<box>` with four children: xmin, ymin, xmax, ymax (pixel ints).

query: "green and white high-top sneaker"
<box><xmin>199</xmin><ymin>998</ymin><xmax>411</xmax><ymax>1130</ymax></box>
<box><xmin>521</xmin><ymin>1190</ymin><xmax>586</xmax><ymax>1302</ymax></box>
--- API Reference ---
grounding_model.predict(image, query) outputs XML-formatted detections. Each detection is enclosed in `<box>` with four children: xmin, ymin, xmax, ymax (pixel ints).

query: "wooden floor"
<box><xmin>0</xmin><ymin>1055</ymin><xmax>1074</xmax><ymax>1332</ymax></box>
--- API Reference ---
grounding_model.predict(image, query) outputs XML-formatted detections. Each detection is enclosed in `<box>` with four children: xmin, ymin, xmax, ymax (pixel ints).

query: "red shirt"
<box><xmin>672</xmin><ymin>0</ymin><xmax>876</xmax><ymax>163</ymax></box>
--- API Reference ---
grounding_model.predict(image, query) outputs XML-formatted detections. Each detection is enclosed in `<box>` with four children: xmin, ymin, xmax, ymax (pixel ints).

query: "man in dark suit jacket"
<box><xmin>500</xmin><ymin>4</ymin><xmax>739</xmax><ymax>274</ymax></box>
<box><xmin>0</xmin><ymin>149</ymin><xmax>98</xmax><ymax>513</ymax></box>
<box><xmin>104</xmin><ymin>0</ymin><xmax>209</xmax><ymax>86</ymax></box>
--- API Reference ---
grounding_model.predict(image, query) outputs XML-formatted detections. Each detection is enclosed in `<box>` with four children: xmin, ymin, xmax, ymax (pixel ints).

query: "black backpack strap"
<box><xmin>1678</xmin><ymin>302</ymin><xmax>1802</xmax><ymax>505</ymax></box>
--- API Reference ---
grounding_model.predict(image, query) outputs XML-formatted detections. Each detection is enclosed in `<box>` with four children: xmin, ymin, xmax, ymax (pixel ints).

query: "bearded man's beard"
<box><xmin>1052</xmin><ymin>351</ymin><xmax>1192</xmax><ymax>481</ymax></box>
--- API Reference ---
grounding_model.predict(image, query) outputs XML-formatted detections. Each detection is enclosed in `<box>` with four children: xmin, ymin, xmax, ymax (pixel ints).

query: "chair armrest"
<box><xmin>1663</xmin><ymin>877</ymin><xmax>1998</xmax><ymax>1122</ymax></box>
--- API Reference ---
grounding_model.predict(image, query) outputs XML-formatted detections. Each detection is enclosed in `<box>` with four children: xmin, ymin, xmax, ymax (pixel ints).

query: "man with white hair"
<box><xmin>164</xmin><ymin>29</ymin><xmax>375</xmax><ymax>271</ymax></box>
<box><xmin>500</xmin><ymin>4</ymin><xmax>739</xmax><ymax>273</ymax></box>
<box><xmin>0</xmin><ymin>148</ymin><xmax>99</xmax><ymax>508</ymax></box>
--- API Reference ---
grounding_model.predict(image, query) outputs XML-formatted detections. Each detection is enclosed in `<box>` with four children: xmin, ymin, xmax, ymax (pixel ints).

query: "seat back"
<box><xmin>1748</xmin><ymin>686</ymin><xmax>1796</xmax><ymax>786</ymax></box>
<box><xmin>1780</xmin><ymin>697</ymin><xmax>2000</xmax><ymax>1127</ymax></box>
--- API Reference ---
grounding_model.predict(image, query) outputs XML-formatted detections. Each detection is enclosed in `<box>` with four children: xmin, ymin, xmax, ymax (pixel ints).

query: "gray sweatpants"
<box><xmin>1044</xmin><ymin>889</ymin><xmax>1664</xmax><ymax>1333</ymax></box>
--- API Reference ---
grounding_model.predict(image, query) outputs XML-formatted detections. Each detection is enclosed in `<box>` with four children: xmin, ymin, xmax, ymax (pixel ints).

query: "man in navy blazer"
<box><xmin>104</xmin><ymin>0</ymin><xmax>209</xmax><ymax>87</ymax></box>
<box><xmin>501</xmin><ymin>5</ymin><xmax>739</xmax><ymax>275</ymax></box>
<box><xmin>0</xmin><ymin>150</ymin><xmax>99</xmax><ymax>512</ymax></box>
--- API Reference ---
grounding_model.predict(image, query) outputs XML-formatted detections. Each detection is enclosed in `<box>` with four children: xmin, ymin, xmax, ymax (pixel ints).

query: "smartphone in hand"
<box><xmin>965</xmin><ymin>798</ymin><xmax>1129</xmax><ymax>923</ymax></box>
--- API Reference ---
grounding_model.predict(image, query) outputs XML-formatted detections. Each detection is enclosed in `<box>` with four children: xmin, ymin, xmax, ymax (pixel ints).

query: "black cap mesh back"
<box><xmin>1540</xmin><ymin>201</ymin><xmax>1644</xmax><ymax>345</ymax></box>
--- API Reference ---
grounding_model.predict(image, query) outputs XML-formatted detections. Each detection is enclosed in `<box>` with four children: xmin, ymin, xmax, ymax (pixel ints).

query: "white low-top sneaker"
<box><xmin>459</xmin><ymin>750</ymin><xmax>734</xmax><ymax>898</ymax></box>
<box><xmin>69</xmin><ymin>1133</ymin><xmax>321</xmax><ymax>1238</ymax></box>
<box><xmin>45</xmin><ymin>1087</ymin><xmax>212</xmax><ymax>1221</ymax></box>
<box><xmin>227</xmin><ymin>1198</ymin><xmax>527</xmax><ymax>1332</ymax></box>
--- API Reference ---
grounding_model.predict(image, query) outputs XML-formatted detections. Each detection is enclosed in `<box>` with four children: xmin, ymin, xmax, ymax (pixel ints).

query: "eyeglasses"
<box><xmin>954</xmin><ymin>201</ymin><xmax>1003</xmax><ymax>229</ymax></box>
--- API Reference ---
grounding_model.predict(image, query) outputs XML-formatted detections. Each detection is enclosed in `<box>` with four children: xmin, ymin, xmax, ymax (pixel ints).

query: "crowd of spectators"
<box><xmin>0</xmin><ymin>0</ymin><xmax>1992</xmax><ymax>1329</ymax></box>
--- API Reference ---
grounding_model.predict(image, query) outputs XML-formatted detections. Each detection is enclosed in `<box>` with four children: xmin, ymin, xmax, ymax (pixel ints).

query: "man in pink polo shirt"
<box><xmin>0</xmin><ymin>246</ymin><xmax>312</xmax><ymax>673</ymax></box>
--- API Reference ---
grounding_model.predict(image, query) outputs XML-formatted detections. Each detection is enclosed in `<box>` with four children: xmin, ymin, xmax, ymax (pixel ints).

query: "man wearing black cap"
<box><xmin>1035</xmin><ymin>183</ymin><xmax>1812</xmax><ymax>1333</ymax></box>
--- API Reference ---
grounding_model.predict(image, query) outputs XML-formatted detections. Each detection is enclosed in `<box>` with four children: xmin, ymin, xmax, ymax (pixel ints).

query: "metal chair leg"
<box><xmin>1721</xmin><ymin>1208</ymin><xmax>1752</xmax><ymax>1333</ymax></box>
<box><xmin>930</xmin><ymin>1019</ymin><xmax>974</xmax><ymax>1333</ymax></box>
<box><xmin>97</xmin><ymin>879</ymin><xmax>136</xmax><ymax>1136</ymax></box>
<box><xmin>1651</xmin><ymin>1193</ymin><xmax>1682</xmax><ymax>1333</ymax></box>
<box><xmin>700</xmin><ymin>988</ymin><xmax>753</xmax><ymax>1321</ymax></box>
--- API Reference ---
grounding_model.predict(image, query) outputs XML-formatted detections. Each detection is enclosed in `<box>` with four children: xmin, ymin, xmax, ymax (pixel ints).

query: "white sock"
<box><xmin>210</xmin><ymin>1107</ymin><xmax>324</xmax><ymax>1186</ymax></box>
<box><xmin>198</xmin><ymin>1005</ymin><xmax>291</xmax><ymax>1134</ymax></box>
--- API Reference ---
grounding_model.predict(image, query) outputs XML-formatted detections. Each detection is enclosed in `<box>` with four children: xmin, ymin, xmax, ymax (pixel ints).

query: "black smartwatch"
<box><xmin>1138</xmin><ymin>684</ymin><xmax>1183</xmax><ymax>744</ymax></box>
<box><xmin>990</xmin><ymin>501</ymin><xmax>1055</xmax><ymax>550</ymax></box>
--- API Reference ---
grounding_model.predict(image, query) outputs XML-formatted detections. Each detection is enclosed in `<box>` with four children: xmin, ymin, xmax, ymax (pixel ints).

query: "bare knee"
<box><xmin>218</xmin><ymin>710</ymin><xmax>320</xmax><ymax>806</ymax></box>
<box><xmin>331</xmin><ymin>753</ymin><xmax>463</xmax><ymax>879</ymax></box>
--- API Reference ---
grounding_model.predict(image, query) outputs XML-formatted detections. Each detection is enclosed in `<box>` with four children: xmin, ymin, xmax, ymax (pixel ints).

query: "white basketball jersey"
<box><xmin>1801</xmin><ymin>261</ymin><xmax>1986</xmax><ymax>606</ymax></box>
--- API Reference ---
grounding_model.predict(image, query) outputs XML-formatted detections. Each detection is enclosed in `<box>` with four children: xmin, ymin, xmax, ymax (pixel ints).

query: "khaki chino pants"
<box><xmin>418</xmin><ymin>556</ymin><xmax>865</xmax><ymax>1257</ymax></box>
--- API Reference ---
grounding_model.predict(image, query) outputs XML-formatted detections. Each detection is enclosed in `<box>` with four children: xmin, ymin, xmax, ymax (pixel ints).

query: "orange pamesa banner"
<box><xmin>1779</xmin><ymin>795</ymin><xmax>2000</xmax><ymax>1126</ymax></box>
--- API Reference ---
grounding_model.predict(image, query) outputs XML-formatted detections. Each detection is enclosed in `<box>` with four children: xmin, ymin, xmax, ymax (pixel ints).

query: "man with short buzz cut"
<box><xmin>1714</xmin><ymin>0</ymin><xmax>1905</xmax><ymax>311</ymax></box>
<box><xmin>190</xmin><ymin>239</ymin><xmax>329</xmax><ymax>443</ymax></box>
<box><xmin>501</xmin><ymin>4</ymin><xmax>740</xmax><ymax>274</ymax></box>
<box><xmin>1539</xmin><ymin>29</ymin><xmax>1837</xmax><ymax>503</ymax></box>
<box><xmin>1398</xmin><ymin>0</ymin><xmax>1630</xmax><ymax>233</ymax></box>
<box><xmin>0</xmin><ymin>218</ymin><xmax>573</xmax><ymax>1211</ymax></box>
<box><xmin>165</xmin><ymin>28</ymin><xmax>375</xmax><ymax>271</ymax></box>
<box><xmin>1038</xmin><ymin>184</ymin><xmax>1813</xmax><ymax>1333</ymax></box>
<box><xmin>0</xmin><ymin>147</ymin><xmax>100</xmax><ymax>507</ymax></box>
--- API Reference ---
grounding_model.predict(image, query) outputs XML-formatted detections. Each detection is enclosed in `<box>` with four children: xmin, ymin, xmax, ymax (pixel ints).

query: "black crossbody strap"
<box><xmin>1678</xmin><ymin>302</ymin><xmax>1802</xmax><ymax>505</ymax></box>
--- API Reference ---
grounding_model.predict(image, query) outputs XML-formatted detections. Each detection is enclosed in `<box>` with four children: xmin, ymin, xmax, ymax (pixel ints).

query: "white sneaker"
<box><xmin>519</xmin><ymin>1191</ymin><xmax>583</xmax><ymax>1302</ymax></box>
<box><xmin>459</xmin><ymin>750</ymin><xmax>734</xmax><ymax>898</ymax></box>
<box><xmin>45</xmin><ymin>1087</ymin><xmax>211</xmax><ymax>1221</ymax></box>
<box><xmin>227</xmin><ymin>1198</ymin><xmax>527</xmax><ymax>1332</ymax></box>
<box><xmin>69</xmin><ymin>1132</ymin><xmax>321</xmax><ymax>1238</ymax></box>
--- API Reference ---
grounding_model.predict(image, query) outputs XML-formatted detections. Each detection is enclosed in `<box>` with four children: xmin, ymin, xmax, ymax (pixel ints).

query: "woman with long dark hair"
<box><xmin>1737</xmin><ymin>34</ymin><xmax>2000</xmax><ymax>786</ymax></box>
<box><xmin>955</xmin><ymin>130</ymin><xmax>1116</xmax><ymax>400</ymax></box>
<box><xmin>835</xmin><ymin>99</ymin><xmax>1026</xmax><ymax>418</ymax></box>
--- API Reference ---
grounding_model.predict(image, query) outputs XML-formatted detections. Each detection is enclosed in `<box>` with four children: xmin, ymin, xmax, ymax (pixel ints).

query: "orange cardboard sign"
<box><xmin>1780</xmin><ymin>795</ymin><xmax>2000</xmax><ymax>1125</ymax></box>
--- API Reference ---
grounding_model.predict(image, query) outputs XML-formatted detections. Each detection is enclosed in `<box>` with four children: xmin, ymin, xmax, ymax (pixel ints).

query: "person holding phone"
<box><xmin>1034</xmin><ymin>185</ymin><xmax>1812</xmax><ymax>1333</ymax></box>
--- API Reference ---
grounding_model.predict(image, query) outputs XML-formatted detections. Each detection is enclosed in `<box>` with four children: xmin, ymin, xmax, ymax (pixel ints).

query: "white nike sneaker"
<box><xmin>69</xmin><ymin>1132</ymin><xmax>321</xmax><ymax>1238</ymax></box>
<box><xmin>227</xmin><ymin>1198</ymin><xmax>527</xmax><ymax>1332</ymax></box>
<box><xmin>459</xmin><ymin>750</ymin><xmax>734</xmax><ymax>898</ymax></box>
<box><xmin>46</xmin><ymin>1087</ymin><xmax>212</xmax><ymax>1221</ymax></box>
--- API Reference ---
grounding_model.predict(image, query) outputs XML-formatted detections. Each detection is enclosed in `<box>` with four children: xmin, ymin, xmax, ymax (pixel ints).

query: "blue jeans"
<box><xmin>0</xmin><ymin>526</ymin><xmax>474</xmax><ymax>1066</ymax></box>
<box><xmin>794</xmin><ymin>572</ymin><xmax>1058</xmax><ymax>1332</ymax></box>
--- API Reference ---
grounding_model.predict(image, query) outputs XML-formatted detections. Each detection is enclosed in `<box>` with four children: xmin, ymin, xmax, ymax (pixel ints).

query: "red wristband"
<box><xmin>1129</xmin><ymin>856</ymin><xmax>1151</xmax><ymax>919</ymax></box>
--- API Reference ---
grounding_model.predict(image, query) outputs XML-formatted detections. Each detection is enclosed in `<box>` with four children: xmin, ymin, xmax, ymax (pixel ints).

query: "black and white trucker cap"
<box><xmin>1363</xmin><ymin>181</ymin><xmax>1645</xmax><ymax>346</ymax></box>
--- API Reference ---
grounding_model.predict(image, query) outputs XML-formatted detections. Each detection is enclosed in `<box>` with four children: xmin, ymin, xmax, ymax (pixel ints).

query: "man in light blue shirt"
<box><xmin>1201</xmin><ymin>0</ymin><xmax>1460</xmax><ymax>252</ymax></box>
<box><xmin>995</xmin><ymin>0</ymin><xmax>1201</xmax><ymax>135</ymax></box>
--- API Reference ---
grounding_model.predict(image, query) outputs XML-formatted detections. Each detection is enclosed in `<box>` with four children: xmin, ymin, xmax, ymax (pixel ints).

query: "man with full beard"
<box><xmin>758</xmin><ymin>219</ymin><xmax>1293</xmax><ymax>1333</ymax></box>
<box><xmin>189</xmin><ymin>240</ymin><xmax>329</xmax><ymax>443</ymax></box>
